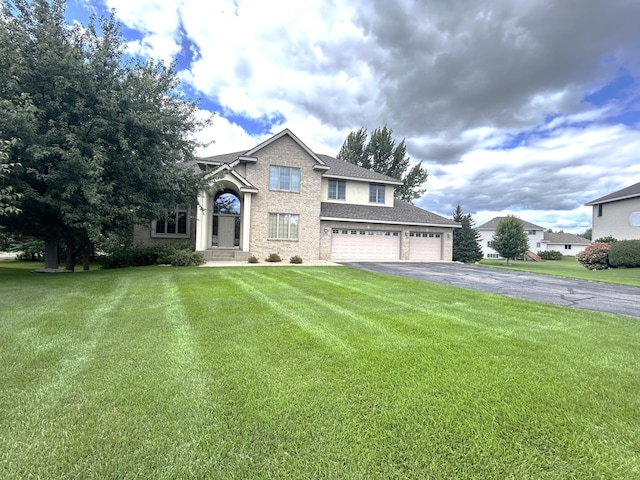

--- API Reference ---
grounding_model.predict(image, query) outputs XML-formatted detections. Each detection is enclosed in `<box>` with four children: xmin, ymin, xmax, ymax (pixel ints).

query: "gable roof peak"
<box><xmin>585</xmin><ymin>180</ymin><xmax>640</xmax><ymax>205</ymax></box>
<box><xmin>245</xmin><ymin>129</ymin><xmax>327</xmax><ymax>167</ymax></box>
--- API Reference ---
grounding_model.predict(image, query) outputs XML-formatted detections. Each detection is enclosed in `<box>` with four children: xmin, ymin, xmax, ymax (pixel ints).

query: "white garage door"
<box><xmin>331</xmin><ymin>229</ymin><xmax>400</xmax><ymax>261</ymax></box>
<box><xmin>408</xmin><ymin>232</ymin><xmax>441</xmax><ymax>261</ymax></box>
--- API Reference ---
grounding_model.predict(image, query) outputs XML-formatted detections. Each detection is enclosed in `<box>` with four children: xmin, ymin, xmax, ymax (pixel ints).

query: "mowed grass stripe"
<box><xmin>1</xmin><ymin>263</ymin><xmax>639</xmax><ymax>478</ymax></box>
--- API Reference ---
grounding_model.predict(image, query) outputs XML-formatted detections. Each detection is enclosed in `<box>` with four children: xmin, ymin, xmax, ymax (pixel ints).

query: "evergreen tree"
<box><xmin>452</xmin><ymin>204</ymin><xmax>483</xmax><ymax>263</ymax></box>
<box><xmin>337</xmin><ymin>125</ymin><xmax>428</xmax><ymax>203</ymax></box>
<box><xmin>490</xmin><ymin>216</ymin><xmax>529</xmax><ymax>264</ymax></box>
<box><xmin>0</xmin><ymin>0</ymin><xmax>209</xmax><ymax>270</ymax></box>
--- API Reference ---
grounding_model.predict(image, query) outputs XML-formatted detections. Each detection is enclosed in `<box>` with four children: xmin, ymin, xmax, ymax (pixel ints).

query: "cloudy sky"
<box><xmin>68</xmin><ymin>0</ymin><xmax>640</xmax><ymax>233</ymax></box>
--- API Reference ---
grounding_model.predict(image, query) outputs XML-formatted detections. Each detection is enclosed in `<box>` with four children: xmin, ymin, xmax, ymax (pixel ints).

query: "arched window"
<box><xmin>214</xmin><ymin>192</ymin><xmax>240</xmax><ymax>215</ymax></box>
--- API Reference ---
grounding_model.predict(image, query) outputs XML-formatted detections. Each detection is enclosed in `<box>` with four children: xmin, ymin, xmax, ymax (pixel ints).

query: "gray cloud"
<box><xmin>353</xmin><ymin>0</ymin><xmax>640</xmax><ymax>137</ymax></box>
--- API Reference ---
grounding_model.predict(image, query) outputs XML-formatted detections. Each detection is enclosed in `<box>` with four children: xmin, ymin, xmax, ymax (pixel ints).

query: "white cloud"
<box><xmin>95</xmin><ymin>0</ymin><xmax>640</xmax><ymax>233</ymax></box>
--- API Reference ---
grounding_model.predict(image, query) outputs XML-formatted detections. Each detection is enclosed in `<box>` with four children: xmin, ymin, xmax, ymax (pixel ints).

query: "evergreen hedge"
<box><xmin>608</xmin><ymin>240</ymin><xmax>640</xmax><ymax>268</ymax></box>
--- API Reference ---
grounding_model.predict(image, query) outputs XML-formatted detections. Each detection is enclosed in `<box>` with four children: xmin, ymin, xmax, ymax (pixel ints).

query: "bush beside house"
<box><xmin>608</xmin><ymin>240</ymin><xmax>640</xmax><ymax>268</ymax></box>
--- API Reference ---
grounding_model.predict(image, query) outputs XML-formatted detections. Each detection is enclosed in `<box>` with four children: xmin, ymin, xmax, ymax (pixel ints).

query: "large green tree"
<box><xmin>0</xmin><ymin>0</ymin><xmax>208</xmax><ymax>270</ymax></box>
<box><xmin>452</xmin><ymin>204</ymin><xmax>483</xmax><ymax>263</ymax></box>
<box><xmin>337</xmin><ymin>125</ymin><xmax>428</xmax><ymax>203</ymax></box>
<box><xmin>490</xmin><ymin>216</ymin><xmax>529</xmax><ymax>264</ymax></box>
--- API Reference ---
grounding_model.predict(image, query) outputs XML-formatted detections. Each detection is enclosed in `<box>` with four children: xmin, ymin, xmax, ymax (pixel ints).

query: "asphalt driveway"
<box><xmin>341</xmin><ymin>262</ymin><xmax>640</xmax><ymax>318</ymax></box>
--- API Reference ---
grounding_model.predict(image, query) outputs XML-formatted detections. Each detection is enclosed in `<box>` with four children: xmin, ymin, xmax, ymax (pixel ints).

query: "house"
<box><xmin>585</xmin><ymin>180</ymin><xmax>640</xmax><ymax>240</ymax></box>
<box><xmin>541</xmin><ymin>231</ymin><xmax>591</xmax><ymax>255</ymax></box>
<box><xmin>134</xmin><ymin>129</ymin><xmax>459</xmax><ymax>262</ymax></box>
<box><xmin>477</xmin><ymin>217</ymin><xmax>591</xmax><ymax>258</ymax></box>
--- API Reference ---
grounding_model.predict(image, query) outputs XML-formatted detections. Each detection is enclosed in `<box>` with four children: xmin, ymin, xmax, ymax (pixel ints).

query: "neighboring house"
<box><xmin>477</xmin><ymin>217</ymin><xmax>591</xmax><ymax>258</ymax></box>
<box><xmin>134</xmin><ymin>129</ymin><xmax>459</xmax><ymax>262</ymax></box>
<box><xmin>585</xmin><ymin>180</ymin><xmax>640</xmax><ymax>240</ymax></box>
<box><xmin>541</xmin><ymin>231</ymin><xmax>591</xmax><ymax>255</ymax></box>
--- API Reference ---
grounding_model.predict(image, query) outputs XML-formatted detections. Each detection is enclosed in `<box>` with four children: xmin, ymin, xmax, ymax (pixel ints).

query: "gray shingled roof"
<box><xmin>477</xmin><ymin>217</ymin><xmax>545</xmax><ymax>231</ymax></box>
<box><xmin>321</xmin><ymin>199</ymin><xmax>459</xmax><ymax>227</ymax></box>
<box><xmin>196</xmin><ymin>150</ymin><xmax>405</xmax><ymax>184</ymax></box>
<box><xmin>317</xmin><ymin>154</ymin><xmax>402</xmax><ymax>184</ymax></box>
<box><xmin>543</xmin><ymin>232</ymin><xmax>591</xmax><ymax>245</ymax></box>
<box><xmin>585</xmin><ymin>180</ymin><xmax>640</xmax><ymax>205</ymax></box>
<box><xmin>199</xmin><ymin>150</ymin><xmax>248</xmax><ymax>165</ymax></box>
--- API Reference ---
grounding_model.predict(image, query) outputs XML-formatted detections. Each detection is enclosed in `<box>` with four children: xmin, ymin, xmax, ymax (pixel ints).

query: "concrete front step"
<box><xmin>199</xmin><ymin>249</ymin><xmax>250</xmax><ymax>262</ymax></box>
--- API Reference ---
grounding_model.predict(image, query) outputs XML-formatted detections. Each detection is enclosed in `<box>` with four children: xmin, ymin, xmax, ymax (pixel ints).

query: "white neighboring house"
<box><xmin>541</xmin><ymin>231</ymin><xmax>591</xmax><ymax>255</ymax></box>
<box><xmin>477</xmin><ymin>217</ymin><xmax>591</xmax><ymax>258</ymax></box>
<box><xmin>585</xmin><ymin>180</ymin><xmax>640</xmax><ymax>240</ymax></box>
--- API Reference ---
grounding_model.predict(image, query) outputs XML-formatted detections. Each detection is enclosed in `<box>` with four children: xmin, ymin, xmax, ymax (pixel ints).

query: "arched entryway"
<box><xmin>212</xmin><ymin>191</ymin><xmax>240</xmax><ymax>248</ymax></box>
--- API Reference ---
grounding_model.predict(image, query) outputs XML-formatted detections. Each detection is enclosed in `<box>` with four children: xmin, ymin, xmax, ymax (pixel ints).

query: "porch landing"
<box><xmin>198</xmin><ymin>249</ymin><xmax>251</xmax><ymax>262</ymax></box>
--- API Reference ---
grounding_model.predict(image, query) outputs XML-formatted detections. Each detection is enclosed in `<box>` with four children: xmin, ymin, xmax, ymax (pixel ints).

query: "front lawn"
<box><xmin>1</xmin><ymin>262</ymin><xmax>639</xmax><ymax>479</ymax></box>
<box><xmin>480</xmin><ymin>256</ymin><xmax>640</xmax><ymax>287</ymax></box>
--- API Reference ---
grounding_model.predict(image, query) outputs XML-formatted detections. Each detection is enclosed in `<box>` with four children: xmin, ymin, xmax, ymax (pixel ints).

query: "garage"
<box><xmin>408</xmin><ymin>232</ymin><xmax>442</xmax><ymax>261</ymax></box>
<box><xmin>330</xmin><ymin>228</ymin><xmax>400</xmax><ymax>260</ymax></box>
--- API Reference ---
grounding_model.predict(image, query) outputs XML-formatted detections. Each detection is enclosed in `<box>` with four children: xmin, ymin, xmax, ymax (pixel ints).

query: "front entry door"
<box><xmin>218</xmin><ymin>216</ymin><xmax>236</xmax><ymax>248</ymax></box>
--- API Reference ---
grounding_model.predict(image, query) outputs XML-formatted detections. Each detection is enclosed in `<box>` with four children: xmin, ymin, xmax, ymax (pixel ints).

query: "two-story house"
<box><xmin>134</xmin><ymin>129</ymin><xmax>459</xmax><ymax>262</ymax></box>
<box><xmin>477</xmin><ymin>217</ymin><xmax>590</xmax><ymax>258</ymax></box>
<box><xmin>585</xmin><ymin>180</ymin><xmax>640</xmax><ymax>240</ymax></box>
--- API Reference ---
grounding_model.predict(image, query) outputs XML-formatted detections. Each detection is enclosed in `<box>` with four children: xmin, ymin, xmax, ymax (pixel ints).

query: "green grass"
<box><xmin>1</xmin><ymin>261</ymin><xmax>639</xmax><ymax>479</ymax></box>
<box><xmin>480</xmin><ymin>256</ymin><xmax>640</xmax><ymax>287</ymax></box>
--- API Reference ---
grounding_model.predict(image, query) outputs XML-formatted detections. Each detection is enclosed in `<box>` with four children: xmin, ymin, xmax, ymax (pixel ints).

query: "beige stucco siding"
<box><xmin>591</xmin><ymin>197</ymin><xmax>640</xmax><ymax>240</ymax></box>
<box><xmin>245</xmin><ymin>135</ymin><xmax>323</xmax><ymax>261</ymax></box>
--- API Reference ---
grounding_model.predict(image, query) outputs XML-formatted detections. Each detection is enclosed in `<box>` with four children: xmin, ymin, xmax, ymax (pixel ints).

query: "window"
<box><xmin>369</xmin><ymin>184</ymin><xmax>385</xmax><ymax>203</ymax></box>
<box><xmin>268</xmin><ymin>213</ymin><xmax>299</xmax><ymax>240</ymax></box>
<box><xmin>598</xmin><ymin>204</ymin><xmax>603</xmax><ymax>217</ymax></box>
<box><xmin>526</xmin><ymin>230</ymin><xmax>536</xmax><ymax>235</ymax></box>
<box><xmin>536</xmin><ymin>242</ymin><xmax>541</xmax><ymax>248</ymax></box>
<box><xmin>328</xmin><ymin>179</ymin><xmax>346</xmax><ymax>200</ymax></box>
<box><xmin>270</xmin><ymin>166</ymin><xmax>300</xmax><ymax>192</ymax></box>
<box><xmin>564</xmin><ymin>244</ymin><xmax>572</xmax><ymax>250</ymax></box>
<box><xmin>153</xmin><ymin>206</ymin><xmax>189</xmax><ymax>237</ymax></box>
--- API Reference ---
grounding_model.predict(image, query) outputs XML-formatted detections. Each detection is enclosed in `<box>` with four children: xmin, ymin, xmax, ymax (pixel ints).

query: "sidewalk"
<box><xmin>200</xmin><ymin>259</ymin><xmax>340</xmax><ymax>267</ymax></box>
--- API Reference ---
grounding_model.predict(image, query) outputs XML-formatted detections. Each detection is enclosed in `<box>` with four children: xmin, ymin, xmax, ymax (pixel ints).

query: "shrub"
<box><xmin>608</xmin><ymin>240</ymin><xmax>640</xmax><ymax>268</ymax></box>
<box><xmin>165</xmin><ymin>249</ymin><xmax>205</xmax><ymax>267</ymax></box>
<box><xmin>538</xmin><ymin>250</ymin><xmax>563</xmax><ymax>261</ymax></box>
<box><xmin>99</xmin><ymin>243</ymin><xmax>200</xmax><ymax>268</ymax></box>
<box><xmin>290</xmin><ymin>255</ymin><xmax>303</xmax><ymax>264</ymax></box>
<box><xmin>594</xmin><ymin>236</ymin><xmax>617</xmax><ymax>243</ymax></box>
<box><xmin>247</xmin><ymin>255</ymin><xmax>259</xmax><ymax>264</ymax></box>
<box><xmin>575</xmin><ymin>242</ymin><xmax>610</xmax><ymax>270</ymax></box>
<box><xmin>265</xmin><ymin>253</ymin><xmax>282</xmax><ymax>262</ymax></box>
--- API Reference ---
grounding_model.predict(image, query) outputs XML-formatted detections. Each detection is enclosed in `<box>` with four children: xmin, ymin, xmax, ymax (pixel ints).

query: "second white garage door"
<box><xmin>331</xmin><ymin>229</ymin><xmax>400</xmax><ymax>261</ymax></box>
<box><xmin>408</xmin><ymin>232</ymin><xmax>442</xmax><ymax>261</ymax></box>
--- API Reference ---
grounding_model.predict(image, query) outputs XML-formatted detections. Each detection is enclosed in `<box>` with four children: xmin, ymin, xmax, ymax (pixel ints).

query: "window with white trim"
<box><xmin>153</xmin><ymin>206</ymin><xmax>189</xmax><ymax>237</ymax></box>
<box><xmin>270</xmin><ymin>166</ymin><xmax>300</xmax><ymax>192</ymax></box>
<box><xmin>268</xmin><ymin>213</ymin><xmax>299</xmax><ymax>240</ymax></box>
<box><xmin>369</xmin><ymin>183</ymin><xmax>385</xmax><ymax>203</ymax></box>
<box><xmin>328</xmin><ymin>179</ymin><xmax>346</xmax><ymax>200</ymax></box>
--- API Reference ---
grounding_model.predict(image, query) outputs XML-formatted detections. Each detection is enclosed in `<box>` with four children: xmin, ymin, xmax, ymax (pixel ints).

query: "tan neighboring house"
<box><xmin>585</xmin><ymin>180</ymin><xmax>640</xmax><ymax>240</ymax></box>
<box><xmin>134</xmin><ymin>129</ymin><xmax>459</xmax><ymax>262</ymax></box>
<box><xmin>477</xmin><ymin>217</ymin><xmax>591</xmax><ymax>258</ymax></box>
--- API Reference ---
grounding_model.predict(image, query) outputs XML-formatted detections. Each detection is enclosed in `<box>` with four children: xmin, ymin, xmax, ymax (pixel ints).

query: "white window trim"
<box><xmin>369</xmin><ymin>183</ymin><xmax>385</xmax><ymax>204</ymax></box>
<box><xmin>328</xmin><ymin>179</ymin><xmax>346</xmax><ymax>200</ymax></box>
<box><xmin>270</xmin><ymin>165</ymin><xmax>300</xmax><ymax>192</ymax></box>
<box><xmin>268</xmin><ymin>213</ymin><xmax>300</xmax><ymax>240</ymax></box>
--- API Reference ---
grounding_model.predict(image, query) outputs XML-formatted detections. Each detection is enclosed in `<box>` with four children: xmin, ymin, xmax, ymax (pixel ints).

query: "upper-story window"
<box><xmin>328</xmin><ymin>179</ymin><xmax>346</xmax><ymax>200</ymax></box>
<box><xmin>598</xmin><ymin>204</ymin><xmax>603</xmax><ymax>217</ymax></box>
<box><xmin>270</xmin><ymin>165</ymin><xmax>300</xmax><ymax>192</ymax></box>
<box><xmin>526</xmin><ymin>230</ymin><xmax>537</xmax><ymax>235</ymax></box>
<box><xmin>369</xmin><ymin>183</ymin><xmax>385</xmax><ymax>204</ymax></box>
